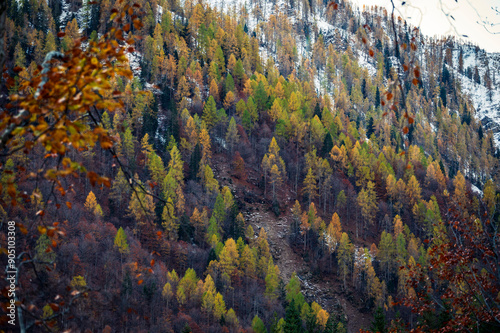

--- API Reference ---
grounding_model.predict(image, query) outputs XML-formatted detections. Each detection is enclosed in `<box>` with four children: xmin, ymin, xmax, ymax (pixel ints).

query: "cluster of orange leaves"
<box><xmin>403</xmin><ymin>210</ymin><xmax>500</xmax><ymax>331</ymax></box>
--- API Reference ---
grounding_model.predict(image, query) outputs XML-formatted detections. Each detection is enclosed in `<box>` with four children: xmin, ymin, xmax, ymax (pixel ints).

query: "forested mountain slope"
<box><xmin>1</xmin><ymin>0</ymin><xmax>500</xmax><ymax>332</ymax></box>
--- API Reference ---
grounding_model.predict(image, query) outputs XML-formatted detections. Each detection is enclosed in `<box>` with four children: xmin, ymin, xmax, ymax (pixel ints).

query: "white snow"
<box><xmin>455</xmin><ymin>47</ymin><xmax>500</xmax><ymax>147</ymax></box>
<box><xmin>126</xmin><ymin>51</ymin><xmax>142</xmax><ymax>78</ymax></box>
<box><xmin>471</xmin><ymin>184</ymin><xmax>483</xmax><ymax>196</ymax></box>
<box><xmin>59</xmin><ymin>0</ymin><xmax>71</xmax><ymax>29</ymax></box>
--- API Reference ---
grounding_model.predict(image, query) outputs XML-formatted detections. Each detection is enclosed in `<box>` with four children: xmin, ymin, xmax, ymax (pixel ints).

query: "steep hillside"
<box><xmin>1</xmin><ymin>0</ymin><xmax>500</xmax><ymax>332</ymax></box>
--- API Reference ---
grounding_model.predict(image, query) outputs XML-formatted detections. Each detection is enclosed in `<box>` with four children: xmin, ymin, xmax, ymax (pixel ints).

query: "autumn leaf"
<box><xmin>414</xmin><ymin>67</ymin><xmax>420</xmax><ymax>78</ymax></box>
<box><xmin>328</xmin><ymin>2</ymin><xmax>339</xmax><ymax>10</ymax></box>
<box><xmin>49</xmin><ymin>303</ymin><xmax>60</xmax><ymax>311</ymax></box>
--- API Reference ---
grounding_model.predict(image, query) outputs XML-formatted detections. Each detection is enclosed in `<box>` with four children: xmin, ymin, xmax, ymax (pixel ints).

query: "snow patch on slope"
<box><xmin>455</xmin><ymin>45</ymin><xmax>500</xmax><ymax>147</ymax></box>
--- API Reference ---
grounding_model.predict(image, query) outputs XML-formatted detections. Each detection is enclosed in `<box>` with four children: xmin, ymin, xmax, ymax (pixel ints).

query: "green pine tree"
<box><xmin>370</xmin><ymin>307</ymin><xmax>387</xmax><ymax>333</ymax></box>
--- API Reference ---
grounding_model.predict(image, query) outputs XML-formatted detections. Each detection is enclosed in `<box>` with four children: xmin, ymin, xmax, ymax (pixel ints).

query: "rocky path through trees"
<box><xmin>214</xmin><ymin>155</ymin><xmax>370</xmax><ymax>331</ymax></box>
<box><xmin>244</xmin><ymin>202</ymin><xmax>371</xmax><ymax>332</ymax></box>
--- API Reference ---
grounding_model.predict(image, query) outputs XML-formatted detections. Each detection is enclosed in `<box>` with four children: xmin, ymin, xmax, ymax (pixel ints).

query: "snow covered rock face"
<box><xmin>455</xmin><ymin>46</ymin><xmax>500</xmax><ymax>147</ymax></box>
<box><xmin>204</xmin><ymin>0</ymin><xmax>500</xmax><ymax>148</ymax></box>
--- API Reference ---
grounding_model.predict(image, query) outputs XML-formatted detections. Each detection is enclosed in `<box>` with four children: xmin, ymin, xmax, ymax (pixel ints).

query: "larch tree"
<box><xmin>239</xmin><ymin>244</ymin><xmax>257</xmax><ymax>278</ymax></box>
<box><xmin>357</xmin><ymin>181</ymin><xmax>378</xmax><ymax>236</ymax></box>
<box><xmin>199</xmin><ymin>123</ymin><xmax>212</xmax><ymax>166</ymax></box>
<box><xmin>483</xmin><ymin>179</ymin><xmax>497</xmax><ymax>218</ymax></box>
<box><xmin>324</xmin><ymin>212</ymin><xmax>342</xmax><ymax>259</ymax></box>
<box><xmin>219</xmin><ymin>238</ymin><xmax>239</xmax><ymax>278</ymax></box>
<box><xmin>300</xmin><ymin>211</ymin><xmax>311</xmax><ymax>251</ymax></box>
<box><xmin>252</xmin><ymin>315</ymin><xmax>267</xmax><ymax>333</ymax></box>
<box><xmin>202</xmin><ymin>95</ymin><xmax>218</xmax><ymax>129</ymax></box>
<box><xmin>191</xmin><ymin>207</ymin><xmax>208</xmax><ymax>245</ymax></box>
<box><xmin>114</xmin><ymin>227</ymin><xmax>129</xmax><ymax>254</ymax></box>
<box><xmin>203</xmin><ymin>164</ymin><xmax>219</xmax><ymax>197</ymax></box>
<box><xmin>406</xmin><ymin>175</ymin><xmax>422</xmax><ymax>208</ymax></box>
<box><xmin>262</xmin><ymin>137</ymin><xmax>286</xmax><ymax>200</ymax></box>
<box><xmin>162</xmin><ymin>197</ymin><xmax>179</xmax><ymax>241</ymax></box>
<box><xmin>303</xmin><ymin>167</ymin><xmax>318</xmax><ymax>206</ymax></box>
<box><xmin>162</xmin><ymin>282</ymin><xmax>173</xmax><ymax>309</ymax></box>
<box><xmin>393</xmin><ymin>215</ymin><xmax>403</xmax><ymax>237</ymax></box>
<box><xmin>213</xmin><ymin>292</ymin><xmax>227</xmax><ymax>321</ymax></box>
<box><xmin>224</xmin><ymin>90</ymin><xmax>236</xmax><ymax>111</ymax></box>
<box><xmin>226</xmin><ymin>308</ymin><xmax>239</xmax><ymax>328</ymax></box>
<box><xmin>270</xmin><ymin>164</ymin><xmax>283</xmax><ymax>201</ymax></box>
<box><xmin>265</xmin><ymin>258</ymin><xmax>280</xmax><ymax>300</ymax></box>
<box><xmin>378</xmin><ymin>231</ymin><xmax>395</xmax><ymax>281</ymax></box>
<box><xmin>84</xmin><ymin>191</ymin><xmax>98</xmax><ymax>214</ymax></box>
<box><xmin>225</xmin><ymin>117</ymin><xmax>240</xmax><ymax>155</ymax></box>
<box><xmin>453</xmin><ymin>170</ymin><xmax>467</xmax><ymax>208</ymax></box>
<box><xmin>337</xmin><ymin>232</ymin><xmax>353</xmax><ymax>290</ymax></box>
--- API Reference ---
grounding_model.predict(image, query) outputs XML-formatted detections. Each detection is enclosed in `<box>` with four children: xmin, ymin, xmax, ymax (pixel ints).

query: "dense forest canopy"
<box><xmin>0</xmin><ymin>0</ymin><xmax>499</xmax><ymax>332</ymax></box>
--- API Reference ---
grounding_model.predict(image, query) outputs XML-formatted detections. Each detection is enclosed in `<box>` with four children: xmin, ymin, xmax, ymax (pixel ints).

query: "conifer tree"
<box><xmin>236</xmin><ymin>99</ymin><xmax>247</xmax><ymax>117</ymax></box>
<box><xmin>122</xmin><ymin>127</ymin><xmax>135</xmax><ymax>167</ymax></box>
<box><xmin>378</xmin><ymin>231</ymin><xmax>395</xmax><ymax>281</ymax></box>
<box><xmin>270</xmin><ymin>164</ymin><xmax>283</xmax><ymax>201</ymax></box>
<box><xmin>357</xmin><ymin>181</ymin><xmax>378</xmax><ymax>235</ymax></box>
<box><xmin>338</xmin><ymin>232</ymin><xmax>353</xmax><ymax>290</ymax></box>
<box><xmin>262</xmin><ymin>137</ymin><xmax>286</xmax><ymax>200</ymax></box>
<box><xmin>203</xmin><ymin>165</ymin><xmax>219</xmax><ymax>197</ymax></box>
<box><xmin>191</xmin><ymin>207</ymin><xmax>208</xmax><ymax>245</ymax></box>
<box><xmin>219</xmin><ymin>238</ymin><xmax>239</xmax><ymax>277</ymax></box>
<box><xmin>240</xmin><ymin>244</ymin><xmax>256</xmax><ymax>277</ymax></box>
<box><xmin>162</xmin><ymin>198</ymin><xmax>178</xmax><ymax>241</ymax></box>
<box><xmin>453</xmin><ymin>170</ymin><xmax>467</xmax><ymax>207</ymax></box>
<box><xmin>406</xmin><ymin>175</ymin><xmax>422</xmax><ymax>208</ymax></box>
<box><xmin>203</xmin><ymin>96</ymin><xmax>218</xmax><ymax>129</ymax></box>
<box><xmin>225</xmin><ymin>117</ymin><xmax>240</xmax><ymax>155</ymax></box>
<box><xmin>224</xmin><ymin>91</ymin><xmax>235</xmax><ymax>110</ymax></box>
<box><xmin>303</xmin><ymin>168</ymin><xmax>318</xmax><ymax>205</ymax></box>
<box><xmin>199</xmin><ymin>123</ymin><xmax>212</xmax><ymax>166</ymax></box>
<box><xmin>44</xmin><ymin>31</ymin><xmax>57</xmax><ymax>54</ymax></box>
<box><xmin>213</xmin><ymin>292</ymin><xmax>226</xmax><ymax>320</ymax></box>
<box><xmin>284</xmin><ymin>299</ymin><xmax>302</xmax><ymax>333</ymax></box>
<box><xmin>370</xmin><ymin>307</ymin><xmax>387</xmax><ymax>333</ymax></box>
<box><xmin>252</xmin><ymin>315</ymin><xmax>268</xmax><ymax>333</ymax></box>
<box><xmin>84</xmin><ymin>191</ymin><xmax>100</xmax><ymax>216</ymax></box>
<box><xmin>286</xmin><ymin>273</ymin><xmax>305</xmax><ymax>308</ymax></box>
<box><xmin>162</xmin><ymin>282</ymin><xmax>173</xmax><ymax>308</ymax></box>
<box><xmin>265</xmin><ymin>258</ymin><xmax>280</xmax><ymax>299</ymax></box>
<box><xmin>324</xmin><ymin>212</ymin><xmax>342</xmax><ymax>257</ymax></box>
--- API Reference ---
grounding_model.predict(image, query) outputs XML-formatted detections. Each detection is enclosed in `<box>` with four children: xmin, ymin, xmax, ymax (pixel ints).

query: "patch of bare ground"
<box><xmin>213</xmin><ymin>153</ymin><xmax>372</xmax><ymax>332</ymax></box>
